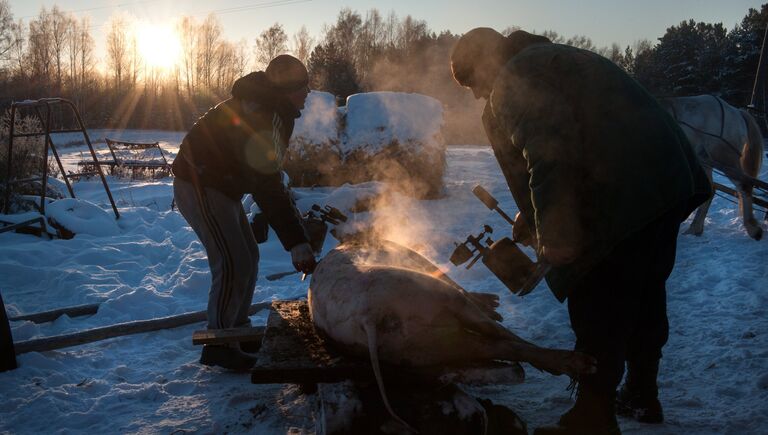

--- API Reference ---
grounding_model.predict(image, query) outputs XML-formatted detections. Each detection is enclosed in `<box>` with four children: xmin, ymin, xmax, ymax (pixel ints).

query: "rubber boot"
<box><xmin>200</xmin><ymin>343</ymin><xmax>256</xmax><ymax>371</ymax></box>
<box><xmin>534</xmin><ymin>386</ymin><xmax>621</xmax><ymax>435</ymax></box>
<box><xmin>233</xmin><ymin>320</ymin><xmax>261</xmax><ymax>354</ymax></box>
<box><xmin>616</xmin><ymin>359</ymin><xmax>663</xmax><ymax>423</ymax></box>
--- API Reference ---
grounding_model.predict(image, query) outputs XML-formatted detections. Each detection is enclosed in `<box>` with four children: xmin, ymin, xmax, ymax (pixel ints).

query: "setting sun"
<box><xmin>135</xmin><ymin>22</ymin><xmax>182</xmax><ymax>71</ymax></box>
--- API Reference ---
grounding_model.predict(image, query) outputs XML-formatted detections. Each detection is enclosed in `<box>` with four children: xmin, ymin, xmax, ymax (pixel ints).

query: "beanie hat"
<box><xmin>451</xmin><ymin>28</ymin><xmax>550</xmax><ymax>86</ymax></box>
<box><xmin>265</xmin><ymin>54</ymin><xmax>309</xmax><ymax>91</ymax></box>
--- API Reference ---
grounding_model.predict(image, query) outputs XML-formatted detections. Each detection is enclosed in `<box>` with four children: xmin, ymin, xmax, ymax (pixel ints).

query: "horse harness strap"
<box><xmin>668</xmin><ymin>95</ymin><xmax>743</xmax><ymax>159</ymax></box>
<box><xmin>712</xmin><ymin>94</ymin><xmax>726</xmax><ymax>139</ymax></box>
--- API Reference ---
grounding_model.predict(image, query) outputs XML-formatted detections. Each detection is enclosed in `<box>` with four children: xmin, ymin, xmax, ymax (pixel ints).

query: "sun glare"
<box><xmin>135</xmin><ymin>22</ymin><xmax>182</xmax><ymax>71</ymax></box>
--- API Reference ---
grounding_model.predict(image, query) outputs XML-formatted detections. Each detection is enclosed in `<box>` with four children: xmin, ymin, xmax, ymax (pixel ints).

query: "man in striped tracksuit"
<box><xmin>172</xmin><ymin>55</ymin><xmax>316</xmax><ymax>370</ymax></box>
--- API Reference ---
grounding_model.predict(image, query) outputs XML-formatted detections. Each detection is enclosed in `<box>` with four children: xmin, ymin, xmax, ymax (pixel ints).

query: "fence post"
<box><xmin>1</xmin><ymin>291</ymin><xmax>18</xmax><ymax>372</ymax></box>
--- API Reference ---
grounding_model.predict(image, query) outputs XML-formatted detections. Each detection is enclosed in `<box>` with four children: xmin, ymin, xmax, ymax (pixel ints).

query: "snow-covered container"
<box><xmin>342</xmin><ymin>92</ymin><xmax>446</xmax><ymax>198</ymax></box>
<box><xmin>283</xmin><ymin>91</ymin><xmax>342</xmax><ymax>187</ymax></box>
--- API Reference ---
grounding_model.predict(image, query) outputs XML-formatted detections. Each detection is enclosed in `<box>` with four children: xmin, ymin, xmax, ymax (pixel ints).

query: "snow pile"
<box><xmin>284</xmin><ymin>91</ymin><xmax>343</xmax><ymax>187</ymax></box>
<box><xmin>341</xmin><ymin>92</ymin><xmax>446</xmax><ymax>198</ymax></box>
<box><xmin>46</xmin><ymin>198</ymin><xmax>120</xmax><ymax>237</ymax></box>
<box><xmin>343</xmin><ymin>92</ymin><xmax>444</xmax><ymax>155</ymax></box>
<box><xmin>284</xmin><ymin>91</ymin><xmax>446</xmax><ymax>198</ymax></box>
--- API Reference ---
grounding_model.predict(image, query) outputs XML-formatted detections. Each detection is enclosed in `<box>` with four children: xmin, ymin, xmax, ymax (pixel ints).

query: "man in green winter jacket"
<box><xmin>452</xmin><ymin>28</ymin><xmax>711</xmax><ymax>435</ymax></box>
<box><xmin>173</xmin><ymin>55</ymin><xmax>316</xmax><ymax>371</ymax></box>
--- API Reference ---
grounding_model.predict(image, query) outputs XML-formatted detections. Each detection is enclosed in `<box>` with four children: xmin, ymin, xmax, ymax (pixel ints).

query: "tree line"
<box><xmin>0</xmin><ymin>2</ymin><xmax>766</xmax><ymax>143</ymax></box>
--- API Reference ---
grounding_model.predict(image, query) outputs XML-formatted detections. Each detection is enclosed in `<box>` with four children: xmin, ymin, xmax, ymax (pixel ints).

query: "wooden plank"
<box><xmin>13</xmin><ymin>301</ymin><xmax>273</xmax><ymax>355</ymax></box>
<box><xmin>9</xmin><ymin>303</ymin><xmax>100</xmax><ymax>324</ymax></box>
<box><xmin>192</xmin><ymin>326</ymin><xmax>265</xmax><ymax>345</ymax></box>
<box><xmin>250</xmin><ymin>300</ymin><xmax>525</xmax><ymax>385</ymax></box>
<box><xmin>251</xmin><ymin>300</ymin><xmax>370</xmax><ymax>384</ymax></box>
<box><xmin>0</xmin><ymin>217</ymin><xmax>46</xmax><ymax>235</ymax></box>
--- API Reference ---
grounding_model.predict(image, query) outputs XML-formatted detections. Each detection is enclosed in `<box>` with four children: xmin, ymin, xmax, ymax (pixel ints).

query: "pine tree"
<box><xmin>722</xmin><ymin>5</ymin><xmax>768</xmax><ymax>105</ymax></box>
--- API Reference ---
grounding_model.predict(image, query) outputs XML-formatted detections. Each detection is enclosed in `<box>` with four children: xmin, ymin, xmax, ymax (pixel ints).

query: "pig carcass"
<box><xmin>308</xmin><ymin>239</ymin><xmax>596</xmax><ymax>429</ymax></box>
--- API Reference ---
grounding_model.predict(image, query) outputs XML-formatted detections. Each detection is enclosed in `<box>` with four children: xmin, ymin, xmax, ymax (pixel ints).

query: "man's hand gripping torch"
<box><xmin>266</xmin><ymin>203</ymin><xmax>349</xmax><ymax>282</ymax></box>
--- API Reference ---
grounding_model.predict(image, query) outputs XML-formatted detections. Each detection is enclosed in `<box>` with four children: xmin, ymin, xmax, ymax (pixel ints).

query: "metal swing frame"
<box><xmin>1</xmin><ymin>98</ymin><xmax>119</xmax><ymax>236</ymax></box>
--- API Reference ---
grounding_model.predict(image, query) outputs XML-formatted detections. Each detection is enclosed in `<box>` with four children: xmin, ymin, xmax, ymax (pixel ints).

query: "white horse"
<box><xmin>662</xmin><ymin>95</ymin><xmax>765</xmax><ymax>240</ymax></box>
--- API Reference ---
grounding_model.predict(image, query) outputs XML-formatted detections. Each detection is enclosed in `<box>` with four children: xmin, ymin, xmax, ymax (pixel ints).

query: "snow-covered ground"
<box><xmin>1</xmin><ymin>131</ymin><xmax>767</xmax><ymax>434</ymax></box>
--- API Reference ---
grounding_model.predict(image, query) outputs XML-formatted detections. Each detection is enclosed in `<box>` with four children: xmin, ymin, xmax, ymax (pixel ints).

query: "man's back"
<box><xmin>488</xmin><ymin>40</ymin><xmax>711</xmax><ymax>296</ymax></box>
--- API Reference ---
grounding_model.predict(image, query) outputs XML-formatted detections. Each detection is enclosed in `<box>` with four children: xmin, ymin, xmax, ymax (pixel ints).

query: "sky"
<box><xmin>9</xmin><ymin>0</ymin><xmax>767</xmax><ymax>64</ymax></box>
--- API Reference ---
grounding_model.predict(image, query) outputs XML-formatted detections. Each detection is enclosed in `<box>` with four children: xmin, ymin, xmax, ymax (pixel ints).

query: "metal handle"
<box><xmin>472</xmin><ymin>185</ymin><xmax>498</xmax><ymax>210</ymax></box>
<box><xmin>517</xmin><ymin>263</ymin><xmax>552</xmax><ymax>296</ymax></box>
<box><xmin>472</xmin><ymin>185</ymin><xmax>515</xmax><ymax>226</ymax></box>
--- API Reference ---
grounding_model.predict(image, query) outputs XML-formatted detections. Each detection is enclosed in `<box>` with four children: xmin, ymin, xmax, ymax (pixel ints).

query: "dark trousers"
<box><xmin>174</xmin><ymin>178</ymin><xmax>259</xmax><ymax>330</ymax></box>
<box><xmin>567</xmin><ymin>207</ymin><xmax>682</xmax><ymax>394</ymax></box>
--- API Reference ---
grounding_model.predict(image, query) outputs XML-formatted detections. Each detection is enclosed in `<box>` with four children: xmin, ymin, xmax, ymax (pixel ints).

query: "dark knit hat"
<box><xmin>265</xmin><ymin>54</ymin><xmax>309</xmax><ymax>91</ymax></box>
<box><xmin>451</xmin><ymin>28</ymin><xmax>550</xmax><ymax>86</ymax></box>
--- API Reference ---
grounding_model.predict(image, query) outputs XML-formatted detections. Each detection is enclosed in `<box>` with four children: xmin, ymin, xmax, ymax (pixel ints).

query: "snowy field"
<box><xmin>0</xmin><ymin>130</ymin><xmax>767</xmax><ymax>434</ymax></box>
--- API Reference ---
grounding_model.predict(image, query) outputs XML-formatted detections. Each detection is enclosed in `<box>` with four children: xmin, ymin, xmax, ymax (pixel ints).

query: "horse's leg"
<box><xmin>737</xmin><ymin>181</ymin><xmax>763</xmax><ymax>240</ymax></box>
<box><xmin>738</xmin><ymin>109</ymin><xmax>764</xmax><ymax>240</ymax></box>
<box><xmin>684</xmin><ymin>169</ymin><xmax>713</xmax><ymax>236</ymax></box>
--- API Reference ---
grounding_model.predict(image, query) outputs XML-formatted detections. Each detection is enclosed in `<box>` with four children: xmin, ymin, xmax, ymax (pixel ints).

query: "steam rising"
<box><xmin>364</xmin><ymin>45</ymin><xmax>488</xmax><ymax>145</ymax></box>
<box><xmin>287</xmin><ymin>90</ymin><xmax>466</xmax><ymax>260</ymax></box>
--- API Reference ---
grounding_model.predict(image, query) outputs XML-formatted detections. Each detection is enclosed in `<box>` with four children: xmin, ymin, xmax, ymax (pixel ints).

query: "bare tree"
<box><xmin>384</xmin><ymin>11</ymin><xmax>398</xmax><ymax>48</ymax></box>
<box><xmin>565</xmin><ymin>34</ymin><xmax>596</xmax><ymax>51</ymax></box>
<box><xmin>214</xmin><ymin>39</ymin><xmax>235</xmax><ymax>92</ymax></box>
<box><xmin>605</xmin><ymin>42</ymin><xmax>624</xmax><ymax>64</ymax></box>
<box><xmin>66</xmin><ymin>16</ymin><xmax>81</xmax><ymax>91</ymax></box>
<box><xmin>541</xmin><ymin>30</ymin><xmax>565</xmax><ymax>44</ymax></box>
<box><xmin>8</xmin><ymin>19</ymin><xmax>25</xmax><ymax>79</ymax></box>
<box><xmin>355</xmin><ymin>9</ymin><xmax>384</xmax><ymax>83</ymax></box>
<box><xmin>197</xmin><ymin>14</ymin><xmax>221</xmax><ymax>90</ymax></box>
<box><xmin>129</xmin><ymin>29</ymin><xmax>141</xmax><ymax>88</ymax></box>
<box><xmin>328</xmin><ymin>9</ymin><xmax>360</xmax><ymax>59</ymax></box>
<box><xmin>78</xmin><ymin>17</ymin><xmax>95</xmax><ymax>91</ymax></box>
<box><xmin>253</xmin><ymin>22</ymin><xmax>287</xmax><ymax>70</ymax></box>
<box><xmin>48</xmin><ymin>5</ymin><xmax>71</xmax><ymax>91</ymax></box>
<box><xmin>67</xmin><ymin>16</ymin><xmax>94</xmax><ymax>102</ymax></box>
<box><xmin>106</xmin><ymin>15</ymin><xmax>130</xmax><ymax>93</ymax></box>
<box><xmin>291</xmin><ymin>25</ymin><xmax>314</xmax><ymax>66</ymax></box>
<box><xmin>27</xmin><ymin>8</ymin><xmax>53</xmax><ymax>85</ymax></box>
<box><xmin>177</xmin><ymin>16</ymin><xmax>197</xmax><ymax>96</ymax></box>
<box><xmin>397</xmin><ymin>15</ymin><xmax>428</xmax><ymax>57</ymax></box>
<box><xmin>0</xmin><ymin>0</ymin><xmax>14</xmax><ymax>62</ymax></box>
<box><xmin>233</xmin><ymin>39</ymin><xmax>249</xmax><ymax>77</ymax></box>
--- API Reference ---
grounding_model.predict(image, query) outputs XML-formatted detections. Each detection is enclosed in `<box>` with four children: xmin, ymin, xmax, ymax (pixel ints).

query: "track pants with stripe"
<box><xmin>174</xmin><ymin>178</ymin><xmax>258</xmax><ymax>330</ymax></box>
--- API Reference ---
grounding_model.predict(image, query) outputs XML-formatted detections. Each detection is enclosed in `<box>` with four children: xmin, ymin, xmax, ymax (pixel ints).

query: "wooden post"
<box><xmin>750</xmin><ymin>23</ymin><xmax>768</xmax><ymax>132</ymax></box>
<box><xmin>9</xmin><ymin>303</ymin><xmax>100</xmax><ymax>324</ymax></box>
<box><xmin>1</xmin><ymin>292</ymin><xmax>18</xmax><ymax>372</ymax></box>
<box><xmin>13</xmin><ymin>301</ymin><xmax>275</xmax><ymax>355</ymax></box>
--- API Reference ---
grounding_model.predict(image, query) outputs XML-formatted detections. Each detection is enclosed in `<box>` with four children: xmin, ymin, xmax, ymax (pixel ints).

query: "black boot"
<box><xmin>534</xmin><ymin>386</ymin><xmax>621</xmax><ymax>435</ymax></box>
<box><xmin>199</xmin><ymin>344</ymin><xmax>256</xmax><ymax>371</ymax></box>
<box><xmin>616</xmin><ymin>359</ymin><xmax>663</xmax><ymax>423</ymax></box>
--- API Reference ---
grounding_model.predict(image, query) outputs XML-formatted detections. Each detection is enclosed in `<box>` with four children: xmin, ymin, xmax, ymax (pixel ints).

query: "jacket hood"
<box><xmin>504</xmin><ymin>30</ymin><xmax>552</xmax><ymax>60</ymax></box>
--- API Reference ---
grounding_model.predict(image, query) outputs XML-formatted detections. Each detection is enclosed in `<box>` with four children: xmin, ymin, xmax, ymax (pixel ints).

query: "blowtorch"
<box><xmin>449</xmin><ymin>185</ymin><xmax>550</xmax><ymax>296</ymax></box>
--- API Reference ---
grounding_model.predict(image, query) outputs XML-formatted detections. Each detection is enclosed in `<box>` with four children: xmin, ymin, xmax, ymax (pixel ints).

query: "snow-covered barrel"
<box><xmin>283</xmin><ymin>91</ymin><xmax>343</xmax><ymax>187</ymax></box>
<box><xmin>342</xmin><ymin>92</ymin><xmax>446</xmax><ymax>199</ymax></box>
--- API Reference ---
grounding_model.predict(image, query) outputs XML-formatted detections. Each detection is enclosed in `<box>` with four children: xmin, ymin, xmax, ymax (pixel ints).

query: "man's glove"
<box><xmin>290</xmin><ymin>242</ymin><xmax>317</xmax><ymax>274</ymax></box>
